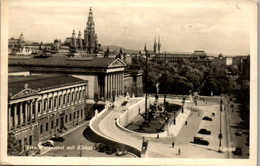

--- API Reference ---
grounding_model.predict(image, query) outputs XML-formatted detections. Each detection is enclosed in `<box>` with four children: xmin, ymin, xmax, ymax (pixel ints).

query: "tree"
<box><xmin>7</xmin><ymin>132</ymin><xmax>23</xmax><ymax>156</ymax></box>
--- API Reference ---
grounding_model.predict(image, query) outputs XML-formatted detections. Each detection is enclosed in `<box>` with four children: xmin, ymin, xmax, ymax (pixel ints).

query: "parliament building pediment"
<box><xmin>11</xmin><ymin>88</ymin><xmax>38</xmax><ymax>100</ymax></box>
<box><xmin>108</xmin><ymin>58</ymin><xmax>126</xmax><ymax>68</ymax></box>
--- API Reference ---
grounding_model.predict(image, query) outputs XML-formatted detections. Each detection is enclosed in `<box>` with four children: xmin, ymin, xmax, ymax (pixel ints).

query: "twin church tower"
<box><xmin>66</xmin><ymin>7</ymin><xmax>100</xmax><ymax>53</ymax></box>
<box><xmin>153</xmin><ymin>36</ymin><xmax>161</xmax><ymax>54</ymax></box>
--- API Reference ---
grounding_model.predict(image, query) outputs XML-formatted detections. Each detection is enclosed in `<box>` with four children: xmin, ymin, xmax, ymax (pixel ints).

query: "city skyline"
<box><xmin>8</xmin><ymin>0</ymin><xmax>254</xmax><ymax>55</ymax></box>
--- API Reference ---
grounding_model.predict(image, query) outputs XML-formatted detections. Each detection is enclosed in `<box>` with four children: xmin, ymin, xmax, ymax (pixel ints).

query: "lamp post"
<box><xmin>182</xmin><ymin>97</ymin><xmax>185</xmax><ymax>113</ymax></box>
<box><xmin>164</xmin><ymin>52</ymin><xmax>167</xmax><ymax>106</ymax></box>
<box><xmin>218</xmin><ymin>95</ymin><xmax>223</xmax><ymax>152</ymax></box>
<box><xmin>144</xmin><ymin>44</ymin><xmax>149</xmax><ymax>122</ymax></box>
<box><xmin>80</xmin><ymin>143</ymin><xmax>83</xmax><ymax>157</ymax></box>
<box><xmin>173</xmin><ymin>109</ymin><xmax>176</xmax><ymax>125</ymax></box>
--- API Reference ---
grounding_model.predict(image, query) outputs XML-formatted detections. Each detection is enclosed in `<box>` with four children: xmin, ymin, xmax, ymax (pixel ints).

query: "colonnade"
<box><xmin>8</xmin><ymin>84</ymin><xmax>87</xmax><ymax>132</ymax></box>
<box><xmin>104</xmin><ymin>71</ymin><xmax>124</xmax><ymax>99</ymax></box>
<box><xmin>8</xmin><ymin>99</ymin><xmax>37</xmax><ymax>131</ymax></box>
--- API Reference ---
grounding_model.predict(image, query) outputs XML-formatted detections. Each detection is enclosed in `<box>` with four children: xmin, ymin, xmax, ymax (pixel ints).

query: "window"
<box><xmin>46</xmin><ymin>123</ymin><xmax>48</xmax><ymax>131</ymax></box>
<box><xmin>22</xmin><ymin>109</ymin><xmax>25</xmax><ymax>123</ymax></box>
<box><xmin>27</xmin><ymin>104</ymin><xmax>30</xmax><ymax>122</ymax></box>
<box><xmin>38</xmin><ymin>101</ymin><xmax>41</xmax><ymax>113</ymax></box>
<box><xmin>74</xmin><ymin>112</ymin><xmax>76</xmax><ymax>119</ymax></box>
<box><xmin>79</xmin><ymin>90</ymin><xmax>82</xmax><ymax>100</ymax></box>
<box><xmin>67</xmin><ymin>93</ymin><xmax>70</xmax><ymax>103</ymax></box>
<box><xmin>54</xmin><ymin>97</ymin><xmax>57</xmax><ymax>108</ymax></box>
<box><xmin>32</xmin><ymin>103</ymin><xmax>35</xmax><ymax>119</ymax></box>
<box><xmin>49</xmin><ymin>98</ymin><xmax>52</xmax><ymax>110</ymax></box>
<box><xmin>56</xmin><ymin>119</ymin><xmax>59</xmax><ymax>127</ymax></box>
<box><xmin>43</xmin><ymin>99</ymin><xmax>47</xmax><ymax>111</ymax></box>
<box><xmin>40</xmin><ymin>125</ymin><xmax>43</xmax><ymax>134</ymax></box>
<box><xmin>65</xmin><ymin>115</ymin><xmax>68</xmax><ymax>123</ymax></box>
<box><xmin>51</xmin><ymin>121</ymin><xmax>54</xmax><ymax>129</ymax></box>
<box><xmin>24</xmin><ymin>138</ymin><xmax>27</xmax><ymax>145</ymax></box>
<box><xmin>58</xmin><ymin>95</ymin><xmax>62</xmax><ymax>106</ymax></box>
<box><xmin>133</xmin><ymin>76</ymin><xmax>136</xmax><ymax>82</ymax></box>
<box><xmin>69</xmin><ymin>114</ymin><xmax>72</xmax><ymax>121</ymax></box>
<box><xmin>63</xmin><ymin>95</ymin><xmax>66</xmax><ymax>105</ymax></box>
<box><xmin>18</xmin><ymin>140</ymin><xmax>22</xmax><ymax>147</ymax></box>
<box><xmin>29</xmin><ymin>135</ymin><xmax>32</xmax><ymax>145</ymax></box>
<box><xmin>17</xmin><ymin>107</ymin><xmax>20</xmax><ymax>125</ymax></box>
<box><xmin>82</xmin><ymin>90</ymin><xmax>85</xmax><ymax>98</ymax></box>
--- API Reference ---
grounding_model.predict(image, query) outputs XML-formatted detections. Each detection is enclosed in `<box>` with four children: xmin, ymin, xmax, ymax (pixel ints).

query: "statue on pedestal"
<box><xmin>155</xmin><ymin>82</ymin><xmax>160</xmax><ymax>103</ymax></box>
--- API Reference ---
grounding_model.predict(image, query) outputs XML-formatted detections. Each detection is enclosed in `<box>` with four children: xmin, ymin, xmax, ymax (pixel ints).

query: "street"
<box><xmin>42</xmin><ymin>95</ymin><xmax>249</xmax><ymax>158</ymax></box>
<box><xmin>42</xmin><ymin>121</ymin><xmax>134</xmax><ymax>157</ymax></box>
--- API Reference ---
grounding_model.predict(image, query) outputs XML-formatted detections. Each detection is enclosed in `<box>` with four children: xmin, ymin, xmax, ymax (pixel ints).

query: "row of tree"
<box><xmin>129</xmin><ymin>55</ymin><xmax>248</xmax><ymax>96</ymax></box>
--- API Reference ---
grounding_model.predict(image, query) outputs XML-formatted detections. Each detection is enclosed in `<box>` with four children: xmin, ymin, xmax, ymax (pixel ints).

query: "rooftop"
<box><xmin>9</xmin><ymin>56</ymin><xmax>126</xmax><ymax>69</ymax></box>
<box><xmin>8</xmin><ymin>74</ymin><xmax>86</xmax><ymax>99</ymax></box>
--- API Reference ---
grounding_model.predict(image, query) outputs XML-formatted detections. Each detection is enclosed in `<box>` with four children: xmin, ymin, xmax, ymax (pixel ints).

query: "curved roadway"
<box><xmin>91</xmin><ymin>98</ymin><xmax>185</xmax><ymax>158</ymax></box>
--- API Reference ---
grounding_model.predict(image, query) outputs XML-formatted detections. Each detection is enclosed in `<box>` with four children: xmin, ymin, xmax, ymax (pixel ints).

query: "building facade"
<box><xmin>152</xmin><ymin>50</ymin><xmax>213</xmax><ymax>66</ymax></box>
<box><xmin>8</xmin><ymin>75</ymin><xmax>87</xmax><ymax>151</ymax></box>
<box><xmin>8</xmin><ymin>56</ymin><xmax>131</xmax><ymax>100</ymax></box>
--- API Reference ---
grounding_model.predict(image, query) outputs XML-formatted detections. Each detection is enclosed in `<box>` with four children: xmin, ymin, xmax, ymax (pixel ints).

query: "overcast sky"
<box><xmin>8</xmin><ymin>0</ymin><xmax>256</xmax><ymax>55</ymax></box>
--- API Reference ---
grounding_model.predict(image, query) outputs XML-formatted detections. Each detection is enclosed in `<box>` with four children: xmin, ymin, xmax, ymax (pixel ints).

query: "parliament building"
<box><xmin>8</xmin><ymin>75</ymin><xmax>87</xmax><ymax>151</ymax></box>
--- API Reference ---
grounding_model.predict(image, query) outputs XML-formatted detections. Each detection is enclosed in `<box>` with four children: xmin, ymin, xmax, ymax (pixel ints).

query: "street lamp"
<box><xmin>218</xmin><ymin>96</ymin><xmax>223</xmax><ymax>152</ymax></box>
<box><xmin>173</xmin><ymin>109</ymin><xmax>176</xmax><ymax>125</ymax></box>
<box><xmin>164</xmin><ymin>52</ymin><xmax>167</xmax><ymax>106</ymax></box>
<box><xmin>80</xmin><ymin>143</ymin><xmax>83</xmax><ymax>157</ymax></box>
<box><xmin>144</xmin><ymin>43</ymin><xmax>149</xmax><ymax>122</ymax></box>
<box><xmin>182</xmin><ymin>97</ymin><xmax>185</xmax><ymax>113</ymax></box>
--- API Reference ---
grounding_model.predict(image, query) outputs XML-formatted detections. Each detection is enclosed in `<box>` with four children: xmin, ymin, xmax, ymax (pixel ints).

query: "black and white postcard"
<box><xmin>1</xmin><ymin>0</ymin><xmax>258</xmax><ymax>165</ymax></box>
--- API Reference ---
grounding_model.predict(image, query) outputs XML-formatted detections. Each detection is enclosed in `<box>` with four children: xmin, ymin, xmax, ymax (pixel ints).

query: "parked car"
<box><xmin>235</xmin><ymin>130</ymin><xmax>242</xmax><ymax>136</ymax></box>
<box><xmin>116</xmin><ymin>149</ymin><xmax>128</xmax><ymax>156</ymax></box>
<box><xmin>105</xmin><ymin>146</ymin><xmax>117</xmax><ymax>155</ymax></box>
<box><xmin>42</xmin><ymin>140</ymin><xmax>55</xmax><ymax>147</ymax></box>
<box><xmin>121</xmin><ymin>101</ymin><xmax>128</xmax><ymax>106</ymax></box>
<box><xmin>198</xmin><ymin>129</ymin><xmax>211</xmax><ymax>135</ymax></box>
<box><xmin>193</xmin><ymin>137</ymin><xmax>209</xmax><ymax>146</ymax></box>
<box><xmin>233</xmin><ymin>147</ymin><xmax>242</xmax><ymax>155</ymax></box>
<box><xmin>50</xmin><ymin>136</ymin><xmax>65</xmax><ymax>142</ymax></box>
<box><xmin>202</xmin><ymin>116</ymin><xmax>212</xmax><ymax>121</ymax></box>
<box><xmin>93</xmin><ymin>143</ymin><xmax>106</xmax><ymax>152</ymax></box>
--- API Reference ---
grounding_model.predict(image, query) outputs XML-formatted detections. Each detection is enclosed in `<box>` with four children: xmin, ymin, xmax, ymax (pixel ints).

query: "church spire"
<box><xmin>154</xmin><ymin>36</ymin><xmax>157</xmax><ymax>54</ymax></box>
<box><xmin>78</xmin><ymin>30</ymin><xmax>82</xmax><ymax>49</ymax></box>
<box><xmin>144</xmin><ymin>43</ymin><xmax>147</xmax><ymax>53</ymax></box>
<box><xmin>158</xmin><ymin>35</ymin><xmax>161</xmax><ymax>54</ymax></box>
<box><xmin>84</xmin><ymin>7</ymin><xmax>99</xmax><ymax>53</ymax></box>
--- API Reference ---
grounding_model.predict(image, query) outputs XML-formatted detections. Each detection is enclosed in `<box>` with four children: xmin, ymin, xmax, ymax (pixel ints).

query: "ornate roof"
<box><xmin>8</xmin><ymin>74</ymin><xmax>86</xmax><ymax>100</ymax></box>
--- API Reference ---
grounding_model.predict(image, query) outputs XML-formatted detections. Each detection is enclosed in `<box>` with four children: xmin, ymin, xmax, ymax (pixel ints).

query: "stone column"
<box><xmin>14</xmin><ymin>103</ymin><xmax>17</xmax><ymax>130</ymax></box>
<box><xmin>116</xmin><ymin>72</ymin><xmax>119</xmax><ymax>96</ymax></box>
<box><xmin>8</xmin><ymin>105</ymin><xmax>11</xmax><ymax>131</ymax></box>
<box><xmin>19</xmin><ymin>102</ymin><xmax>23</xmax><ymax>127</ymax></box>
<box><xmin>119</xmin><ymin>72</ymin><xmax>121</xmax><ymax>95</ymax></box>
<box><xmin>110</xmin><ymin>73</ymin><xmax>112</xmax><ymax>99</ymax></box>
<box><xmin>113</xmin><ymin>73</ymin><xmax>115</xmax><ymax>93</ymax></box>
<box><xmin>25</xmin><ymin>102</ymin><xmax>28</xmax><ymax>125</ymax></box>
<box><xmin>35</xmin><ymin>100</ymin><xmax>38</xmax><ymax>123</ymax></box>
<box><xmin>30</xmin><ymin>101</ymin><xmax>33</xmax><ymax>124</ymax></box>
<box><xmin>104</xmin><ymin>75</ymin><xmax>107</xmax><ymax>100</ymax></box>
<box><xmin>121</xmin><ymin>72</ymin><xmax>123</xmax><ymax>95</ymax></box>
<box><xmin>121</xmin><ymin>73</ymin><xmax>123</xmax><ymax>95</ymax></box>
